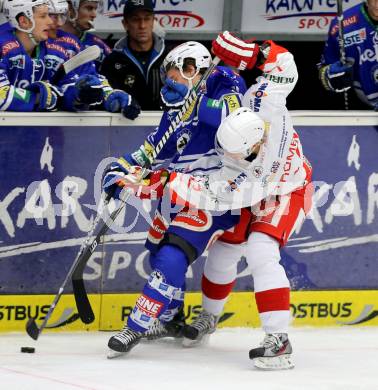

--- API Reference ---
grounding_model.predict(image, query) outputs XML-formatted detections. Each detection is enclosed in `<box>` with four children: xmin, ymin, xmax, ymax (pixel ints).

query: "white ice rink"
<box><xmin>1</xmin><ymin>327</ymin><xmax>377</xmax><ymax>390</ymax></box>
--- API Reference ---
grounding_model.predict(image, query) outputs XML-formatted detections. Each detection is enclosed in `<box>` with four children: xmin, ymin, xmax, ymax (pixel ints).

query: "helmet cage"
<box><xmin>160</xmin><ymin>41</ymin><xmax>211</xmax><ymax>88</ymax></box>
<box><xmin>4</xmin><ymin>0</ymin><xmax>51</xmax><ymax>34</ymax></box>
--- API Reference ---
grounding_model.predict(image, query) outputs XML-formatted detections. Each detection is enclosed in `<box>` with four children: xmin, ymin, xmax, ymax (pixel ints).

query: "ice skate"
<box><xmin>182</xmin><ymin>310</ymin><xmax>219</xmax><ymax>347</ymax></box>
<box><xmin>107</xmin><ymin>325</ymin><xmax>142</xmax><ymax>359</ymax></box>
<box><xmin>144</xmin><ymin>307</ymin><xmax>186</xmax><ymax>340</ymax></box>
<box><xmin>249</xmin><ymin>333</ymin><xmax>294</xmax><ymax>370</ymax></box>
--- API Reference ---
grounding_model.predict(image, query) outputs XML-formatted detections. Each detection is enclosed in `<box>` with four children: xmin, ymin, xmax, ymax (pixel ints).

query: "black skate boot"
<box><xmin>107</xmin><ymin>325</ymin><xmax>142</xmax><ymax>359</ymax></box>
<box><xmin>144</xmin><ymin>306</ymin><xmax>186</xmax><ymax>340</ymax></box>
<box><xmin>249</xmin><ymin>333</ymin><xmax>294</xmax><ymax>370</ymax></box>
<box><xmin>182</xmin><ymin>310</ymin><xmax>219</xmax><ymax>347</ymax></box>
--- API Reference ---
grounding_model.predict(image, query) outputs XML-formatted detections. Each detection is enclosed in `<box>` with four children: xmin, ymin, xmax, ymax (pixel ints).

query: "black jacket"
<box><xmin>100</xmin><ymin>33</ymin><xmax>167</xmax><ymax>110</ymax></box>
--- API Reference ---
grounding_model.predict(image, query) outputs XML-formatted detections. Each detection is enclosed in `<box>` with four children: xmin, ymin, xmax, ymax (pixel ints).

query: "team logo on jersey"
<box><xmin>344</xmin><ymin>28</ymin><xmax>366</xmax><ymax>47</ymax></box>
<box><xmin>9</xmin><ymin>55</ymin><xmax>25</xmax><ymax>70</ymax></box>
<box><xmin>124</xmin><ymin>74</ymin><xmax>135</xmax><ymax>87</ymax></box>
<box><xmin>176</xmin><ymin>132</ymin><xmax>190</xmax><ymax>152</ymax></box>
<box><xmin>251</xmin><ymin>83</ymin><xmax>268</xmax><ymax>112</ymax></box>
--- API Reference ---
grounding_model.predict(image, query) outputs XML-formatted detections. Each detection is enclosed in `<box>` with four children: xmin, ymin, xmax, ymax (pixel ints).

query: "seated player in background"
<box><xmin>102</xmin><ymin>40</ymin><xmax>248</xmax><ymax>356</ymax></box>
<box><xmin>47</xmin><ymin>0</ymin><xmax>140</xmax><ymax>119</ymax></box>
<box><xmin>61</xmin><ymin>0</ymin><xmax>111</xmax><ymax>71</ymax></box>
<box><xmin>0</xmin><ymin>0</ymin><xmax>98</xmax><ymax>112</ymax></box>
<box><xmin>318</xmin><ymin>0</ymin><xmax>378</xmax><ymax>110</ymax></box>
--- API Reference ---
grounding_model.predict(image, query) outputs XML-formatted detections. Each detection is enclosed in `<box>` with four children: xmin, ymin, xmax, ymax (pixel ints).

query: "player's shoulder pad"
<box><xmin>207</xmin><ymin>65</ymin><xmax>245</xmax><ymax>89</ymax></box>
<box><xmin>56</xmin><ymin>30</ymin><xmax>82</xmax><ymax>51</ymax></box>
<box><xmin>45</xmin><ymin>41</ymin><xmax>70</xmax><ymax>59</ymax></box>
<box><xmin>0</xmin><ymin>36</ymin><xmax>22</xmax><ymax>58</ymax></box>
<box><xmin>86</xmin><ymin>33</ymin><xmax>111</xmax><ymax>52</ymax></box>
<box><xmin>329</xmin><ymin>3</ymin><xmax>361</xmax><ymax>37</ymax></box>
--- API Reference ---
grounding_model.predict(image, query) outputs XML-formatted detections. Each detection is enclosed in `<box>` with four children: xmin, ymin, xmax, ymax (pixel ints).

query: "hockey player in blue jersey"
<box><xmin>319</xmin><ymin>0</ymin><xmax>378</xmax><ymax>109</ymax></box>
<box><xmin>101</xmin><ymin>41</ymin><xmax>252</xmax><ymax>356</ymax></box>
<box><xmin>0</xmin><ymin>0</ymin><xmax>93</xmax><ymax>112</ymax></box>
<box><xmin>61</xmin><ymin>0</ymin><xmax>111</xmax><ymax>71</ymax></box>
<box><xmin>47</xmin><ymin>0</ymin><xmax>140</xmax><ymax>119</ymax></box>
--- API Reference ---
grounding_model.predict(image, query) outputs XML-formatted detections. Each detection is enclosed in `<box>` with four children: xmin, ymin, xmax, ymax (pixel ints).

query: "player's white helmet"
<box><xmin>161</xmin><ymin>41</ymin><xmax>211</xmax><ymax>87</ymax></box>
<box><xmin>3</xmin><ymin>0</ymin><xmax>50</xmax><ymax>33</ymax></box>
<box><xmin>49</xmin><ymin>0</ymin><xmax>68</xmax><ymax>14</ymax></box>
<box><xmin>216</xmin><ymin>107</ymin><xmax>265</xmax><ymax>158</ymax></box>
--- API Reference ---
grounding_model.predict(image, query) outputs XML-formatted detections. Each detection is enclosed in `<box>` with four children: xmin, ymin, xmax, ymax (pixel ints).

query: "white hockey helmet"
<box><xmin>49</xmin><ymin>0</ymin><xmax>68</xmax><ymax>14</ymax></box>
<box><xmin>216</xmin><ymin>107</ymin><xmax>265</xmax><ymax>158</ymax></box>
<box><xmin>161</xmin><ymin>41</ymin><xmax>211</xmax><ymax>87</ymax></box>
<box><xmin>3</xmin><ymin>0</ymin><xmax>50</xmax><ymax>33</ymax></box>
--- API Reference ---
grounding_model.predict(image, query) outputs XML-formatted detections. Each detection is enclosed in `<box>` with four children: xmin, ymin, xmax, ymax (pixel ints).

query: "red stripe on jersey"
<box><xmin>202</xmin><ymin>275</ymin><xmax>235</xmax><ymax>300</ymax></box>
<box><xmin>255</xmin><ymin>287</ymin><xmax>290</xmax><ymax>313</ymax></box>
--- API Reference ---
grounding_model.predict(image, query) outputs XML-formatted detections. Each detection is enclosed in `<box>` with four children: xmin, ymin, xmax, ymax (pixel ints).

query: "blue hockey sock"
<box><xmin>128</xmin><ymin>245</ymin><xmax>188</xmax><ymax>332</ymax></box>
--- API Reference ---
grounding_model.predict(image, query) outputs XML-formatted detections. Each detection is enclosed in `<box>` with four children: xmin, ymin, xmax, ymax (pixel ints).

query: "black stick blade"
<box><xmin>26</xmin><ymin>318</ymin><xmax>40</xmax><ymax>340</ymax></box>
<box><xmin>72</xmin><ymin>278</ymin><xmax>95</xmax><ymax>324</ymax></box>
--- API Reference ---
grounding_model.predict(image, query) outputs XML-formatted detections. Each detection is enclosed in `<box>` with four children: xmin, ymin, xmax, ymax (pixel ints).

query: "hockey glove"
<box><xmin>128</xmin><ymin>168</ymin><xmax>169</xmax><ymax>200</ymax></box>
<box><xmin>28</xmin><ymin>81</ymin><xmax>62</xmax><ymax>111</ymax></box>
<box><xmin>160</xmin><ymin>78</ymin><xmax>190</xmax><ymax>111</ymax></box>
<box><xmin>74</xmin><ymin>74</ymin><xmax>104</xmax><ymax>106</ymax></box>
<box><xmin>319</xmin><ymin>58</ymin><xmax>354</xmax><ymax>93</ymax></box>
<box><xmin>104</xmin><ymin>89</ymin><xmax>141</xmax><ymax>120</ymax></box>
<box><xmin>103</xmin><ymin>162</ymin><xmax>168</xmax><ymax>200</ymax></box>
<box><xmin>212</xmin><ymin>31</ymin><xmax>260</xmax><ymax>70</ymax></box>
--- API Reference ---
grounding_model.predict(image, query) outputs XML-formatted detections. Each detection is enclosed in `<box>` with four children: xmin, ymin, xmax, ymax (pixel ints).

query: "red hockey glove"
<box><xmin>212</xmin><ymin>31</ymin><xmax>259</xmax><ymax>70</ymax></box>
<box><xmin>116</xmin><ymin>168</ymin><xmax>169</xmax><ymax>200</ymax></box>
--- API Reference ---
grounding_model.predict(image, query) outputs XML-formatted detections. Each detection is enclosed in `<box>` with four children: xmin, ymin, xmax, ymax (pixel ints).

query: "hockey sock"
<box><xmin>128</xmin><ymin>245</ymin><xmax>188</xmax><ymax>332</ymax></box>
<box><xmin>255</xmin><ymin>287</ymin><xmax>291</xmax><ymax>334</ymax></box>
<box><xmin>201</xmin><ymin>275</ymin><xmax>235</xmax><ymax>316</ymax></box>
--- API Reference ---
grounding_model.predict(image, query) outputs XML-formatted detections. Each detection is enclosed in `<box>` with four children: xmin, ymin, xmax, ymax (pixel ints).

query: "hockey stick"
<box><xmin>53</xmin><ymin>45</ymin><xmax>101</xmax><ymax>82</ymax></box>
<box><xmin>336</xmin><ymin>0</ymin><xmax>349</xmax><ymax>110</ymax></box>
<box><xmin>70</xmin><ymin>56</ymin><xmax>221</xmax><ymax>323</ymax></box>
<box><xmin>25</xmin><ymin>191</ymin><xmax>131</xmax><ymax>340</ymax></box>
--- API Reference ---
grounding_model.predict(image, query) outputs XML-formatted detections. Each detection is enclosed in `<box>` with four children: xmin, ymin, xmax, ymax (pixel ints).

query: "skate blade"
<box><xmin>182</xmin><ymin>334</ymin><xmax>210</xmax><ymax>348</ymax></box>
<box><xmin>107</xmin><ymin>349</ymin><xmax>126</xmax><ymax>359</ymax></box>
<box><xmin>253</xmin><ymin>354</ymin><xmax>295</xmax><ymax>371</ymax></box>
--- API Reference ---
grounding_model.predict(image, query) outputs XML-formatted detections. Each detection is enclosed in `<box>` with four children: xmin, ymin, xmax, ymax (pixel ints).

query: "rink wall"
<box><xmin>0</xmin><ymin>111</ymin><xmax>377</xmax><ymax>332</ymax></box>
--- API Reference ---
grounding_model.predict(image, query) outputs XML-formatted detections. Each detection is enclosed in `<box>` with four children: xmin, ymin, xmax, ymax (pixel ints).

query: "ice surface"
<box><xmin>1</xmin><ymin>327</ymin><xmax>377</xmax><ymax>390</ymax></box>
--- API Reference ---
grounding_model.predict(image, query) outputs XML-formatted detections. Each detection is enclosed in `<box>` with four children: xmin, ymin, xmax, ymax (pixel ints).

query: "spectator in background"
<box><xmin>100</xmin><ymin>0</ymin><xmax>168</xmax><ymax>110</ymax></box>
<box><xmin>61</xmin><ymin>0</ymin><xmax>111</xmax><ymax>70</ymax></box>
<box><xmin>318</xmin><ymin>0</ymin><xmax>378</xmax><ymax>110</ymax></box>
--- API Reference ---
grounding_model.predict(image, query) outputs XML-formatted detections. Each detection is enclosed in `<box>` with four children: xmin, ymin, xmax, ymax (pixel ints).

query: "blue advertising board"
<box><xmin>0</xmin><ymin>117</ymin><xmax>377</xmax><ymax>294</ymax></box>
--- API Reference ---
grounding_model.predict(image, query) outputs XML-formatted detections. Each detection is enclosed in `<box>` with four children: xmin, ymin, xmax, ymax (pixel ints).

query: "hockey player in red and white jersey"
<box><xmin>167</xmin><ymin>34</ymin><xmax>313</xmax><ymax>370</ymax></box>
<box><xmin>121</xmin><ymin>33</ymin><xmax>313</xmax><ymax>370</ymax></box>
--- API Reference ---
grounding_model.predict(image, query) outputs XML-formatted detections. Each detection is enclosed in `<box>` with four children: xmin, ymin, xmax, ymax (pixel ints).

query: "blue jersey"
<box><xmin>320</xmin><ymin>3</ymin><xmax>378</xmax><ymax>107</ymax></box>
<box><xmin>80</xmin><ymin>31</ymin><xmax>111</xmax><ymax>71</ymax></box>
<box><xmin>0</xmin><ymin>28</ymin><xmax>96</xmax><ymax>111</ymax></box>
<box><xmin>53</xmin><ymin>29</ymin><xmax>82</xmax><ymax>58</ymax></box>
<box><xmin>50</xmin><ymin>30</ymin><xmax>98</xmax><ymax>77</ymax></box>
<box><xmin>132</xmin><ymin>66</ymin><xmax>247</xmax><ymax>175</ymax></box>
